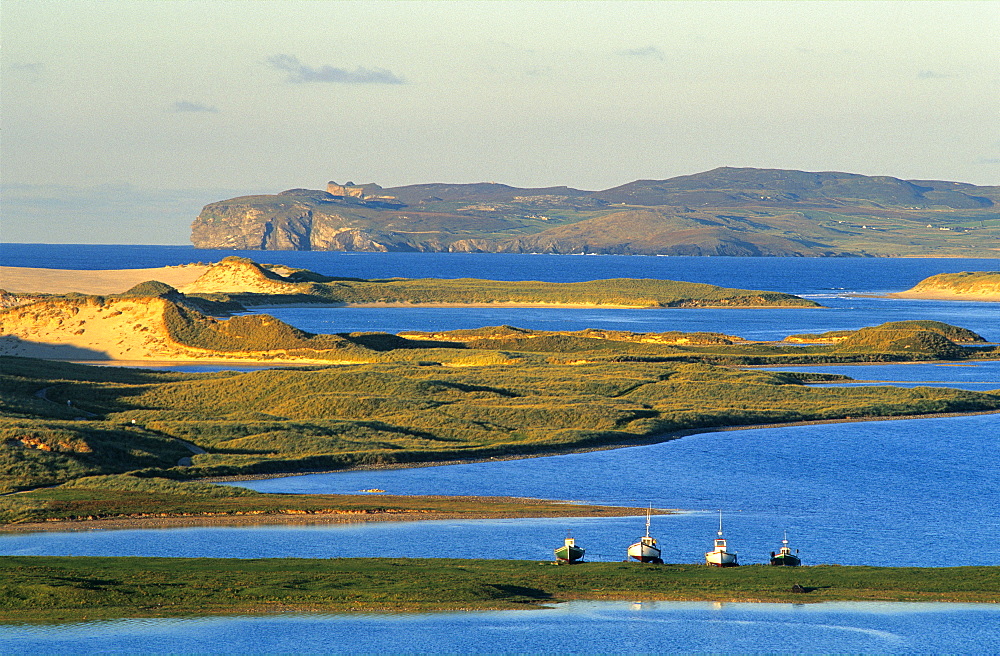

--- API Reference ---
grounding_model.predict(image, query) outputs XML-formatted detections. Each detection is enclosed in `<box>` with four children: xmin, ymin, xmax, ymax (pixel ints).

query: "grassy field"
<box><xmin>1</xmin><ymin>557</ymin><xmax>997</xmax><ymax>622</ymax></box>
<box><xmin>3</xmin><ymin>328</ymin><xmax>999</xmax><ymax>496</ymax></box>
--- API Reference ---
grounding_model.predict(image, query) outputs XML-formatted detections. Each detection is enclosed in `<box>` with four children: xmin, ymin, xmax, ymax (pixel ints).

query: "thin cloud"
<box><xmin>170</xmin><ymin>101</ymin><xmax>218</xmax><ymax>113</ymax></box>
<box><xmin>617</xmin><ymin>46</ymin><xmax>665</xmax><ymax>61</ymax></box>
<box><xmin>4</xmin><ymin>61</ymin><xmax>45</xmax><ymax>83</ymax></box>
<box><xmin>917</xmin><ymin>70</ymin><xmax>956</xmax><ymax>80</ymax></box>
<box><xmin>267</xmin><ymin>54</ymin><xmax>404</xmax><ymax>84</ymax></box>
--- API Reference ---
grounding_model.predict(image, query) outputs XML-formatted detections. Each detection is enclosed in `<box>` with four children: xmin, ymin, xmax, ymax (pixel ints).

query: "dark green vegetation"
<box><xmin>784</xmin><ymin>320</ymin><xmax>988</xmax><ymax>348</ymax></box>
<box><xmin>190</xmin><ymin>167</ymin><xmax>1000</xmax><ymax>257</ymax></box>
<box><xmin>2</xmin><ymin>314</ymin><xmax>998</xmax><ymax>494</ymax></box>
<box><xmin>0</xmin><ymin>473</ymin><xmax>651</xmax><ymax>525</ymax></box>
<box><xmin>403</xmin><ymin>320</ymin><xmax>997</xmax><ymax>364</ymax></box>
<box><xmin>2</xmin><ymin>557</ymin><xmax>998</xmax><ymax>622</ymax></box>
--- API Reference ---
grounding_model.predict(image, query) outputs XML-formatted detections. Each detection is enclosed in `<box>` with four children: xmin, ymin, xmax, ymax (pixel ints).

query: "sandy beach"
<box><xmin>0</xmin><ymin>264</ymin><xmax>209</xmax><ymax>295</ymax></box>
<box><xmin>886</xmin><ymin>290</ymin><xmax>1000</xmax><ymax>302</ymax></box>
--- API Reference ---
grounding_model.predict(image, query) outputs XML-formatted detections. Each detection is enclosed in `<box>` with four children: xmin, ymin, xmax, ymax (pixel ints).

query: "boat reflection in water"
<box><xmin>770</xmin><ymin>532</ymin><xmax>801</xmax><ymax>566</ymax></box>
<box><xmin>705</xmin><ymin>510</ymin><xmax>739</xmax><ymax>567</ymax></box>
<box><xmin>628</xmin><ymin>506</ymin><xmax>663</xmax><ymax>563</ymax></box>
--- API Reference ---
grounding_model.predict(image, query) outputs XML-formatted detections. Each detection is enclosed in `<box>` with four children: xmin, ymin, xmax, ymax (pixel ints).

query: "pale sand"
<box><xmin>887</xmin><ymin>290</ymin><xmax>1000</xmax><ymax>302</ymax></box>
<box><xmin>0</xmin><ymin>265</ymin><xmax>209</xmax><ymax>295</ymax></box>
<box><xmin>0</xmin><ymin>296</ymin><xmax>356</xmax><ymax>364</ymax></box>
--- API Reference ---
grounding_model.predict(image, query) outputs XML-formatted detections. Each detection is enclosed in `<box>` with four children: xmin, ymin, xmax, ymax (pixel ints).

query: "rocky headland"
<box><xmin>190</xmin><ymin>167</ymin><xmax>1000</xmax><ymax>257</ymax></box>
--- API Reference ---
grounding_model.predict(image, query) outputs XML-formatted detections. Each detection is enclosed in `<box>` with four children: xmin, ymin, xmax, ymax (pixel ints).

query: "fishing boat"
<box><xmin>705</xmin><ymin>510</ymin><xmax>739</xmax><ymax>567</ymax></box>
<box><xmin>554</xmin><ymin>534</ymin><xmax>585</xmax><ymax>564</ymax></box>
<box><xmin>769</xmin><ymin>532</ymin><xmax>801</xmax><ymax>566</ymax></box>
<box><xmin>627</xmin><ymin>506</ymin><xmax>663</xmax><ymax>563</ymax></box>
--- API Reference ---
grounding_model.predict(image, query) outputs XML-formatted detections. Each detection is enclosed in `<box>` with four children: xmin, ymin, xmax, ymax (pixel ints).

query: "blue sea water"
<box><xmin>3</xmin><ymin>244</ymin><xmax>998</xmax><ymax>294</ymax></box>
<box><xmin>5</xmin><ymin>244</ymin><xmax>998</xmax><ymax>341</ymax></box>
<box><xmin>2</xmin><ymin>244</ymin><xmax>999</xmax><ymax>651</ymax></box>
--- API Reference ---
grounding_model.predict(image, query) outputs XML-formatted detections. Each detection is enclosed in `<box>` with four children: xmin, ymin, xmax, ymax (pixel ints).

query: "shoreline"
<box><xmin>885</xmin><ymin>290</ymin><xmax>1000</xmax><ymax>302</ymax></box>
<box><xmin>0</xmin><ymin>506</ymin><xmax>663</xmax><ymax>534</ymax></box>
<box><xmin>198</xmin><ymin>408</ymin><xmax>1000</xmax><ymax>484</ymax></box>
<box><xmin>243</xmin><ymin>301</ymin><xmax>815</xmax><ymax>310</ymax></box>
<box><xmin>7</xmin><ymin>409</ymin><xmax>994</xmax><ymax>534</ymax></box>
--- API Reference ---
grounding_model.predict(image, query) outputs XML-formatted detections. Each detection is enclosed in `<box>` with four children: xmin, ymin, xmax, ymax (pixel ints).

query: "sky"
<box><xmin>2</xmin><ymin>0</ymin><xmax>998</xmax><ymax>244</ymax></box>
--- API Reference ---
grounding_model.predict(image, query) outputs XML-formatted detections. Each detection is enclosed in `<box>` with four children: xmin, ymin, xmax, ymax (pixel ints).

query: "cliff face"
<box><xmin>191</xmin><ymin>191</ymin><xmax>460</xmax><ymax>252</ymax></box>
<box><xmin>190</xmin><ymin>168</ymin><xmax>1000</xmax><ymax>257</ymax></box>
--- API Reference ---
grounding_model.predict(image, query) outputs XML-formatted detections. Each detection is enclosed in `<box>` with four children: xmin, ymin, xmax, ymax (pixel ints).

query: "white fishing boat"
<box><xmin>628</xmin><ymin>506</ymin><xmax>663</xmax><ymax>563</ymax></box>
<box><xmin>705</xmin><ymin>510</ymin><xmax>739</xmax><ymax>567</ymax></box>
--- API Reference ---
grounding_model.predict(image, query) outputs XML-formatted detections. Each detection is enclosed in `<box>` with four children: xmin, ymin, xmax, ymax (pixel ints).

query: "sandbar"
<box><xmin>0</xmin><ymin>264</ymin><xmax>209</xmax><ymax>295</ymax></box>
<box><xmin>886</xmin><ymin>290</ymin><xmax>1000</xmax><ymax>302</ymax></box>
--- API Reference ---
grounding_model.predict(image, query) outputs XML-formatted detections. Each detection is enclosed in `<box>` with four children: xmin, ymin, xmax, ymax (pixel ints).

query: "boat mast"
<box><xmin>717</xmin><ymin>509</ymin><xmax>724</xmax><ymax>537</ymax></box>
<box><xmin>645</xmin><ymin>504</ymin><xmax>651</xmax><ymax>537</ymax></box>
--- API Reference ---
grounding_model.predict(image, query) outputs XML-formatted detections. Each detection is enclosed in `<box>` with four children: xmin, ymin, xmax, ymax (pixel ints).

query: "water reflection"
<box><xmin>2</xmin><ymin>602</ymin><xmax>997</xmax><ymax>654</ymax></box>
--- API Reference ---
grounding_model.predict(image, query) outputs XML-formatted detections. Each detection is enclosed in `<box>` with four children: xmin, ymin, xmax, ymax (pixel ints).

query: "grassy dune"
<box><xmin>2</xmin><ymin>346</ymin><xmax>999</xmax><ymax>496</ymax></box>
<box><xmin>895</xmin><ymin>271</ymin><xmax>1000</xmax><ymax>300</ymax></box>
<box><xmin>1</xmin><ymin>557</ymin><xmax>997</xmax><ymax>622</ymax></box>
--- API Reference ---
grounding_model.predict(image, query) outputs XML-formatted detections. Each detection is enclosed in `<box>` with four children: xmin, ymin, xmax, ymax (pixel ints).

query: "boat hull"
<box><xmin>554</xmin><ymin>545</ymin><xmax>585</xmax><ymax>563</ymax></box>
<box><xmin>628</xmin><ymin>539</ymin><xmax>662</xmax><ymax>564</ymax></box>
<box><xmin>770</xmin><ymin>554</ymin><xmax>801</xmax><ymax>566</ymax></box>
<box><xmin>705</xmin><ymin>551</ymin><xmax>739</xmax><ymax>567</ymax></box>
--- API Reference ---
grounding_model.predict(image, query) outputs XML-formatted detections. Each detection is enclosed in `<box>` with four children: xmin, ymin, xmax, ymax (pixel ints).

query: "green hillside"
<box><xmin>191</xmin><ymin>167</ymin><xmax>1000</xmax><ymax>256</ymax></box>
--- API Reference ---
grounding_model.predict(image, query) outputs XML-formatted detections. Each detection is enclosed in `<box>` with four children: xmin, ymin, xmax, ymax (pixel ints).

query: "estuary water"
<box><xmin>5</xmin><ymin>413</ymin><xmax>996</xmax><ymax>567</ymax></box>
<box><xmin>5</xmin><ymin>245</ymin><xmax>1000</xmax><ymax>341</ymax></box>
<box><xmin>2</xmin><ymin>245</ymin><xmax>999</xmax><ymax>651</ymax></box>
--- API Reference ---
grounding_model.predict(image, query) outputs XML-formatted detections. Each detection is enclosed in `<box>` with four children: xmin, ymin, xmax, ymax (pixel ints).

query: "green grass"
<box><xmin>0</xmin><ymin>474</ymin><xmax>657</xmax><ymax>525</ymax></box>
<box><xmin>1</xmin><ymin>557</ymin><xmax>997</xmax><ymax>622</ymax></box>
<box><xmin>3</xmin><ymin>347</ymin><xmax>999</xmax><ymax>492</ymax></box>
<box><xmin>193</xmin><ymin>266</ymin><xmax>821</xmax><ymax>309</ymax></box>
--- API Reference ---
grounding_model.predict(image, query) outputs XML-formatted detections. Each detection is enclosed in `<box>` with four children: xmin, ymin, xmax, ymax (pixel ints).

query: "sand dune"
<box><xmin>0</xmin><ymin>295</ymin><xmax>342</xmax><ymax>364</ymax></box>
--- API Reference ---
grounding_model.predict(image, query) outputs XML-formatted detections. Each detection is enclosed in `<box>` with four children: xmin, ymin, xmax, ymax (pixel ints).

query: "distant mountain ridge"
<box><xmin>190</xmin><ymin>167</ymin><xmax>1000</xmax><ymax>257</ymax></box>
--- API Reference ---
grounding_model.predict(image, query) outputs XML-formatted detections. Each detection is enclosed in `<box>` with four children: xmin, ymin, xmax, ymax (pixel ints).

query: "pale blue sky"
<box><xmin>2</xmin><ymin>1</ymin><xmax>998</xmax><ymax>243</ymax></box>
